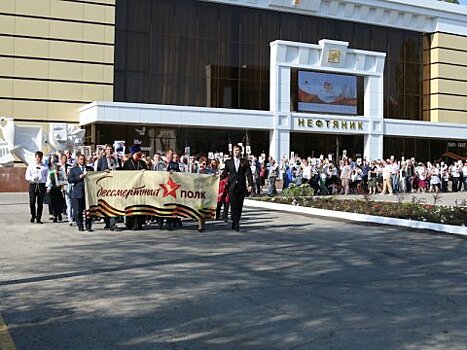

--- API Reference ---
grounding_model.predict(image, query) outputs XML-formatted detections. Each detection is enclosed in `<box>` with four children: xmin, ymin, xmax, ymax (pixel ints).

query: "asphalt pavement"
<box><xmin>0</xmin><ymin>193</ymin><xmax>467</xmax><ymax>350</ymax></box>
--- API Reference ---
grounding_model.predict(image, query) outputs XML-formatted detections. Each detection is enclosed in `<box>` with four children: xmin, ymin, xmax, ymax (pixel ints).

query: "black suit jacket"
<box><xmin>96</xmin><ymin>156</ymin><xmax>121</xmax><ymax>171</ymax></box>
<box><xmin>222</xmin><ymin>158</ymin><xmax>253</xmax><ymax>193</ymax></box>
<box><xmin>68</xmin><ymin>165</ymin><xmax>94</xmax><ymax>199</ymax></box>
<box><xmin>122</xmin><ymin>158</ymin><xmax>148</xmax><ymax>170</ymax></box>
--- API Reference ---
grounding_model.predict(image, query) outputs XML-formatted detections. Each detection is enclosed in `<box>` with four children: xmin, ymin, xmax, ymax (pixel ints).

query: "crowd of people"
<box><xmin>25</xmin><ymin>144</ymin><xmax>467</xmax><ymax>232</ymax></box>
<box><xmin>274</xmin><ymin>156</ymin><xmax>467</xmax><ymax>196</ymax></box>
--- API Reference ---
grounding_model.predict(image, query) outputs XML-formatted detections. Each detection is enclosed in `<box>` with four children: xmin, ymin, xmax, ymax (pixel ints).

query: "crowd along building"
<box><xmin>1</xmin><ymin>0</ymin><xmax>467</xmax><ymax>181</ymax></box>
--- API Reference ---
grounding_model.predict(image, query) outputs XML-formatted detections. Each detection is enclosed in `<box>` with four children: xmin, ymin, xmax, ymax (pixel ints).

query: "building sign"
<box><xmin>296</xmin><ymin>118</ymin><xmax>366</xmax><ymax>132</ymax></box>
<box><xmin>447</xmin><ymin>142</ymin><xmax>466</xmax><ymax>149</ymax></box>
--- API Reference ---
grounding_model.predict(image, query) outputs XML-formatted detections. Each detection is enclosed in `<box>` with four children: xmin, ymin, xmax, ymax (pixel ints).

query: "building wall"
<box><xmin>114</xmin><ymin>0</ymin><xmax>424</xmax><ymax>121</ymax></box>
<box><xmin>427</xmin><ymin>32</ymin><xmax>467</xmax><ymax>124</ymax></box>
<box><xmin>0</xmin><ymin>0</ymin><xmax>115</xmax><ymax>125</ymax></box>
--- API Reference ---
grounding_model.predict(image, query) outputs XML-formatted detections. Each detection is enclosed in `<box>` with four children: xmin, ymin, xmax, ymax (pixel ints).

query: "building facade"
<box><xmin>1</xmin><ymin>0</ymin><xmax>467</xmax><ymax>170</ymax></box>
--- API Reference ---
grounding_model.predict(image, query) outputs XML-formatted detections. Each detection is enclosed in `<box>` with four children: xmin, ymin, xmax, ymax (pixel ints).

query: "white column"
<box><xmin>364</xmin><ymin>133</ymin><xmax>383</xmax><ymax>160</ymax></box>
<box><xmin>270</xmin><ymin>42</ymin><xmax>292</xmax><ymax>161</ymax></box>
<box><xmin>269</xmin><ymin>128</ymin><xmax>290</xmax><ymax>162</ymax></box>
<box><xmin>270</xmin><ymin>44</ymin><xmax>291</xmax><ymax>113</ymax></box>
<box><xmin>363</xmin><ymin>72</ymin><xmax>384</xmax><ymax>160</ymax></box>
<box><xmin>364</xmin><ymin>76</ymin><xmax>384</xmax><ymax>120</ymax></box>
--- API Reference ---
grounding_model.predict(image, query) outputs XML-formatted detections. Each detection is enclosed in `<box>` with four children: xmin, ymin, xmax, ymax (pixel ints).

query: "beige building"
<box><xmin>426</xmin><ymin>32</ymin><xmax>467</xmax><ymax>124</ymax></box>
<box><xmin>0</xmin><ymin>0</ymin><xmax>115</xmax><ymax>141</ymax></box>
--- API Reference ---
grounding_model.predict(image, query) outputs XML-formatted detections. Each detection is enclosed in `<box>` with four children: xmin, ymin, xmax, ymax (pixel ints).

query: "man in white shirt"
<box><xmin>25</xmin><ymin>151</ymin><xmax>49</xmax><ymax>223</ymax></box>
<box><xmin>381</xmin><ymin>161</ymin><xmax>393</xmax><ymax>195</ymax></box>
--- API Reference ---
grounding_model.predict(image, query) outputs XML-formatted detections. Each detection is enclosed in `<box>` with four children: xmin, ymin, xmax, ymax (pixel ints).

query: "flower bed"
<box><xmin>254</xmin><ymin>184</ymin><xmax>467</xmax><ymax>226</ymax></box>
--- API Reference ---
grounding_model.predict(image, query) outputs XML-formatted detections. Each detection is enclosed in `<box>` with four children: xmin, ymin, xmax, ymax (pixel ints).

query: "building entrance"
<box><xmin>92</xmin><ymin>123</ymin><xmax>270</xmax><ymax>158</ymax></box>
<box><xmin>290</xmin><ymin>133</ymin><xmax>364</xmax><ymax>162</ymax></box>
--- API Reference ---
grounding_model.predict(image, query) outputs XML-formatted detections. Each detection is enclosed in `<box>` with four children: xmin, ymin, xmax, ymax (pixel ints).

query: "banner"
<box><xmin>85</xmin><ymin>171</ymin><xmax>219</xmax><ymax>221</ymax></box>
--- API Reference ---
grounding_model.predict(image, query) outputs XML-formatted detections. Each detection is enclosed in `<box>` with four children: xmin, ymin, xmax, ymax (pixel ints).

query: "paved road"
<box><xmin>1</xmin><ymin>193</ymin><xmax>467</xmax><ymax>349</ymax></box>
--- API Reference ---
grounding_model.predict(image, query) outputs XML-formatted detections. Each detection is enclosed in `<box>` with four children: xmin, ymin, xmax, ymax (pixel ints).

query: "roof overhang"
<box><xmin>200</xmin><ymin>0</ymin><xmax>467</xmax><ymax>35</ymax></box>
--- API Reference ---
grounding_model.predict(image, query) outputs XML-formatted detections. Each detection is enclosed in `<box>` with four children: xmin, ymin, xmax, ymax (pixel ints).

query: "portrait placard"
<box><xmin>56</xmin><ymin>165</ymin><xmax>68</xmax><ymax>185</ymax></box>
<box><xmin>113</xmin><ymin>141</ymin><xmax>126</xmax><ymax>157</ymax></box>
<box><xmin>78</xmin><ymin>146</ymin><xmax>92</xmax><ymax>160</ymax></box>
<box><xmin>96</xmin><ymin>145</ymin><xmax>105</xmax><ymax>156</ymax></box>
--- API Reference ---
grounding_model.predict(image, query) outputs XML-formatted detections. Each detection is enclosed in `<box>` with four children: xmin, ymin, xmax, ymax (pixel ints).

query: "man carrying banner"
<box><xmin>122</xmin><ymin>144</ymin><xmax>148</xmax><ymax>230</ymax></box>
<box><xmin>221</xmin><ymin>144</ymin><xmax>253</xmax><ymax>232</ymax></box>
<box><xmin>68</xmin><ymin>154</ymin><xmax>94</xmax><ymax>232</ymax></box>
<box><xmin>97</xmin><ymin>144</ymin><xmax>120</xmax><ymax>230</ymax></box>
<box><xmin>165</xmin><ymin>149</ymin><xmax>181</xmax><ymax>231</ymax></box>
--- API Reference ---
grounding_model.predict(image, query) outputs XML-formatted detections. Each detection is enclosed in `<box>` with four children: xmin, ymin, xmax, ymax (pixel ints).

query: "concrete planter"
<box><xmin>245</xmin><ymin>199</ymin><xmax>467</xmax><ymax>236</ymax></box>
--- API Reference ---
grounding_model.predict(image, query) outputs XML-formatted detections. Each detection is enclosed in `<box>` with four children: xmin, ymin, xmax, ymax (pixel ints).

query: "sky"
<box><xmin>459</xmin><ymin>0</ymin><xmax>467</xmax><ymax>5</ymax></box>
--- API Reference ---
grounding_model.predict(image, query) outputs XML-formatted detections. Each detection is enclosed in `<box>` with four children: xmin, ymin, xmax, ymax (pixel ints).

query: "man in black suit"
<box><xmin>164</xmin><ymin>149</ymin><xmax>181</xmax><ymax>231</ymax></box>
<box><xmin>221</xmin><ymin>144</ymin><xmax>253</xmax><ymax>231</ymax></box>
<box><xmin>96</xmin><ymin>144</ymin><xmax>121</xmax><ymax>230</ymax></box>
<box><xmin>68</xmin><ymin>153</ymin><xmax>94</xmax><ymax>232</ymax></box>
<box><xmin>122</xmin><ymin>144</ymin><xmax>148</xmax><ymax>230</ymax></box>
<box><xmin>96</xmin><ymin>144</ymin><xmax>121</xmax><ymax>171</ymax></box>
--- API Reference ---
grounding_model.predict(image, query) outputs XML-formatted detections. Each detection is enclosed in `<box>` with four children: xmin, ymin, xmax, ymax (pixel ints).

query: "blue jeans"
<box><xmin>391</xmin><ymin>174</ymin><xmax>399</xmax><ymax>193</ymax></box>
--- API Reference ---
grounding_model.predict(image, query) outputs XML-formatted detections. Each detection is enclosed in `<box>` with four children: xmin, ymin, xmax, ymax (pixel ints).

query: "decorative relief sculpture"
<box><xmin>0</xmin><ymin>117</ymin><xmax>85</xmax><ymax>166</ymax></box>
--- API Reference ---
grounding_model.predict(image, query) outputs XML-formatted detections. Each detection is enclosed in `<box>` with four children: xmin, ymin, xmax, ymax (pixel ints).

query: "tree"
<box><xmin>439</xmin><ymin>0</ymin><xmax>460</xmax><ymax>4</ymax></box>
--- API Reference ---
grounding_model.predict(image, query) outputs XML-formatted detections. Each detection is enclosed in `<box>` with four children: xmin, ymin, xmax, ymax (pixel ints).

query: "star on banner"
<box><xmin>160</xmin><ymin>177</ymin><xmax>181</xmax><ymax>198</ymax></box>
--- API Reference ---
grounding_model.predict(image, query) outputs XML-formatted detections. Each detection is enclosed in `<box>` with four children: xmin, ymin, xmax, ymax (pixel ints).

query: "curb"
<box><xmin>244</xmin><ymin>199</ymin><xmax>467</xmax><ymax>236</ymax></box>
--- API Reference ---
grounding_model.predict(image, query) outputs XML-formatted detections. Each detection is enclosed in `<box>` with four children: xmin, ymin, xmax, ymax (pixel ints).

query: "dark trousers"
<box><xmin>255</xmin><ymin>177</ymin><xmax>261</xmax><ymax>195</ymax></box>
<box><xmin>104</xmin><ymin>217</ymin><xmax>116</xmax><ymax>229</ymax></box>
<box><xmin>441</xmin><ymin>179</ymin><xmax>449</xmax><ymax>192</ymax></box>
<box><xmin>216</xmin><ymin>201</ymin><xmax>229</xmax><ymax>220</ymax></box>
<box><xmin>49</xmin><ymin>188</ymin><xmax>64</xmax><ymax>219</ymax></box>
<box><xmin>165</xmin><ymin>217</ymin><xmax>179</xmax><ymax>229</ymax></box>
<box><xmin>29</xmin><ymin>183</ymin><xmax>46</xmax><ymax>220</ymax></box>
<box><xmin>405</xmin><ymin>177</ymin><xmax>412</xmax><ymax>192</ymax></box>
<box><xmin>229</xmin><ymin>191</ymin><xmax>245</xmax><ymax>228</ymax></box>
<box><xmin>126</xmin><ymin>215</ymin><xmax>145</xmax><ymax>230</ymax></box>
<box><xmin>72</xmin><ymin>197</ymin><xmax>91</xmax><ymax>230</ymax></box>
<box><xmin>45</xmin><ymin>192</ymin><xmax>52</xmax><ymax>216</ymax></box>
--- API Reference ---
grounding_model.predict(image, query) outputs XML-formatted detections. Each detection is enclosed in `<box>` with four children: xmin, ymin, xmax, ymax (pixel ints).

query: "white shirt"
<box><xmin>234</xmin><ymin>157</ymin><xmax>240</xmax><ymax>172</ymax></box>
<box><xmin>418</xmin><ymin>167</ymin><xmax>427</xmax><ymax>181</ymax></box>
<box><xmin>451</xmin><ymin>165</ymin><xmax>460</xmax><ymax>178</ymax></box>
<box><xmin>25</xmin><ymin>162</ymin><xmax>48</xmax><ymax>183</ymax></box>
<box><xmin>382</xmin><ymin>165</ymin><xmax>392</xmax><ymax>180</ymax></box>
